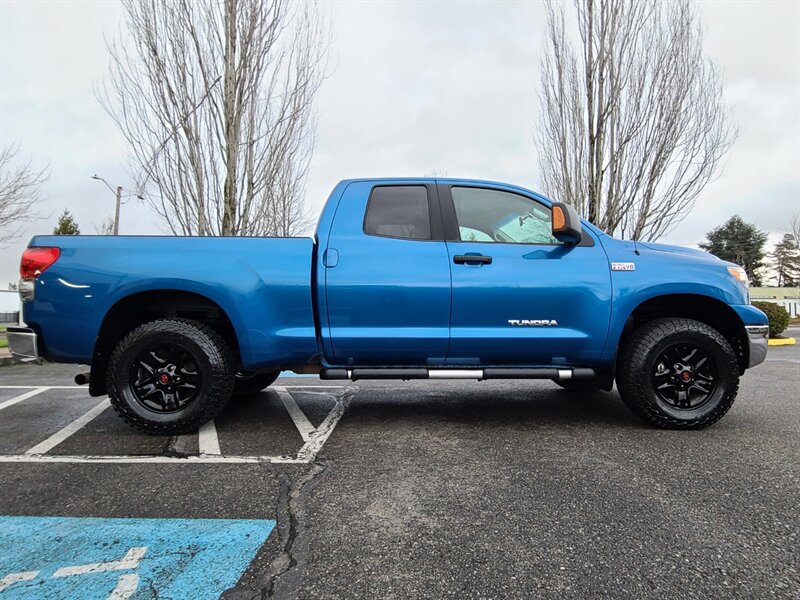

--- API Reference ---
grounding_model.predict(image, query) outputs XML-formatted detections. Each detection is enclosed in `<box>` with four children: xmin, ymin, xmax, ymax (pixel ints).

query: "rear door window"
<box><xmin>363</xmin><ymin>186</ymin><xmax>431</xmax><ymax>240</ymax></box>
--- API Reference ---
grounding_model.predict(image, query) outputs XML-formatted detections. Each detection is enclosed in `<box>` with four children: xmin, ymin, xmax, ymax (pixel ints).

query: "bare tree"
<box><xmin>0</xmin><ymin>145</ymin><xmax>47</xmax><ymax>242</ymax></box>
<box><xmin>94</xmin><ymin>216</ymin><xmax>116</xmax><ymax>235</ymax></box>
<box><xmin>790</xmin><ymin>213</ymin><xmax>800</xmax><ymax>251</ymax></box>
<box><xmin>535</xmin><ymin>0</ymin><xmax>737</xmax><ymax>241</ymax></box>
<box><xmin>99</xmin><ymin>0</ymin><xmax>328</xmax><ymax>237</ymax></box>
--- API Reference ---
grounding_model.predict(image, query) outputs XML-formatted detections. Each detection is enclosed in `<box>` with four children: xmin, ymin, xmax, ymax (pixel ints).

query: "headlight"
<box><xmin>727</xmin><ymin>265</ymin><xmax>749</xmax><ymax>287</ymax></box>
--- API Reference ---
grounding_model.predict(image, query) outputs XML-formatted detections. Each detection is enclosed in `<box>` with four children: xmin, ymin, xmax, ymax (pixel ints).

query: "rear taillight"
<box><xmin>20</xmin><ymin>247</ymin><xmax>61</xmax><ymax>279</ymax></box>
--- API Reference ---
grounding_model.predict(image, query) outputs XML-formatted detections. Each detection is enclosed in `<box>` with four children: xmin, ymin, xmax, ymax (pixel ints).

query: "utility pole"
<box><xmin>91</xmin><ymin>175</ymin><xmax>142</xmax><ymax>235</ymax></box>
<box><xmin>114</xmin><ymin>186</ymin><xmax>122</xmax><ymax>235</ymax></box>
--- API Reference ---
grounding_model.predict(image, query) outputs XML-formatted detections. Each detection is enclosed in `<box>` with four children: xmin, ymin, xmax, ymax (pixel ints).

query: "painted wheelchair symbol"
<box><xmin>0</xmin><ymin>546</ymin><xmax>146</xmax><ymax>598</ymax></box>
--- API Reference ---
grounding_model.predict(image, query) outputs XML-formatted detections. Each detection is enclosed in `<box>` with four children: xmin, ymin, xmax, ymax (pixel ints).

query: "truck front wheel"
<box><xmin>107</xmin><ymin>318</ymin><xmax>235</xmax><ymax>435</ymax></box>
<box><xmin>616</xmin><ymin>318</ymin><xmax>739</xmax><ymax>429</ymax></box>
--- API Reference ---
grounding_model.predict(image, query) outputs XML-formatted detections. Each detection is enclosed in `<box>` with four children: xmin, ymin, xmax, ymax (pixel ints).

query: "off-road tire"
<box><xmin>233</xmin><ymin>371</ymin><xmax>280</xmax><ymax>395</ymax></box>
<box><xmin>616</xmin><ymin>318</ymin><xmax>739</xmax><ymax>429</ymax></box>
<box><xmin>107</xmin><ymin>318</ymin><xmax>235</xmax><ymax>435</ymax></box>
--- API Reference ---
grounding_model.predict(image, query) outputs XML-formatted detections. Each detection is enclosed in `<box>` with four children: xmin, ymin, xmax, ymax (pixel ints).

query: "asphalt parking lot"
<box><xmin>0</xmin><ymin>339</ymin><xmax>798</xmax><ymax>599</ymax></box>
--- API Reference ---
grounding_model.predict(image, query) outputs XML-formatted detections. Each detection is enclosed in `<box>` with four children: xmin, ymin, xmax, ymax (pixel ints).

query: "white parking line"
<box><xmin>0</xmin><ymin>385</ymin><xmax>354</xmax><ymax>464</ymax></box>
<box><xmin>0</xmin><ymin>386</ymin><xmax>78</xmax><ymax>389</ymax></box>
<box><xmin>0</xmin><ymin>454</ymin><xmax>308</xmax><ymax>464</ymax></box>
<box><xmin>198</xmin><ymin>420</ymin><xmax>221</xmax><ymax>456</ymax></box>
<box><xmin>24</xmin><ymin>399</ymin><xmax>110</xmax><ymax>455</ymax></box>
<box><xmin>297</xmin><ymin>388</ymin><xmax>354</xmax><ymax>462</ymax></box>
<box><xmin>274</xmin><ymin>387</ymin><xmax>316</xmax><ymax>442</ymax></box>
<box><xmin>0</xmin><ymin>387</ymin><xmax>48</xmax><ymax>411</ymax></box>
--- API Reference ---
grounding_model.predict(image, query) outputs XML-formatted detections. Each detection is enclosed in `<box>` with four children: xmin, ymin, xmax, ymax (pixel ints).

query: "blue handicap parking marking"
<box><xmin>0</xmin><ymin>516</ymin><xmax>275</xmax><ymax>599</ymax></box>
<box><xmin>278</xmin><ymin>371</ymin><xmax>316</xmax><ymax>378</ymax></box>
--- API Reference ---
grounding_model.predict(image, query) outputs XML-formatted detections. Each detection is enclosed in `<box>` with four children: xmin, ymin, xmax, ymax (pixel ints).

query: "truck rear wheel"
<box><xmin>616</xmin><ymin>318</ymin><xmax>739</xmax><ymax>429</ymax></box>
<box><xmin>107</xmin><ymin>318</ymin><xmax>235</xmax><ymax>435</ymax></box>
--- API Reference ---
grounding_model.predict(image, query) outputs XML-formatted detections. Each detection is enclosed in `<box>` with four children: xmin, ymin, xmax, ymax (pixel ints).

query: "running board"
<box><xmin>320</xmin><ymin>367</ymin><xmax>596</xmax><ymax>381</ymax></box>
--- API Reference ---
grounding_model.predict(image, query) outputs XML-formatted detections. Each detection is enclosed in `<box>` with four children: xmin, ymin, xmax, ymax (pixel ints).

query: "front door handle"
<box><xmin>454</xmin><ymin>254</ymin><xmax>492</xmax><ymax>265</ymax></box>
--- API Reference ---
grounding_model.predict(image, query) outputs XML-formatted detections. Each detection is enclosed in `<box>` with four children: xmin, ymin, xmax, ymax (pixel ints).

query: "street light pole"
<box><xmin>91</xmin><ymin>175</ymin><xmax>142</xmax><ymax>235</ymax></box>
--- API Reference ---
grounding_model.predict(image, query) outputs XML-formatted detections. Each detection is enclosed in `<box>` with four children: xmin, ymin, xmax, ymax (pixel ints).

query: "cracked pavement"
<box><xmin>1</xmin><ymin>339</ymin><xmax>799</xmax><ymax>599</ymax></box>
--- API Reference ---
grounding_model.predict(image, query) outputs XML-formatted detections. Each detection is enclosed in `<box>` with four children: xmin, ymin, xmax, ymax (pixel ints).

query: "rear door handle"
<box><xmin>454</xmin><ymin>254</ymin><xmax>492</xmax><ymax>265</ymax></box>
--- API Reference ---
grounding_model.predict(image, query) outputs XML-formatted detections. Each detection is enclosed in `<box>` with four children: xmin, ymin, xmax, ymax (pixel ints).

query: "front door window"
<box><xmin>450</xmin><ymin>186</ymin><xmax>561</xmax><ymax>245</ymax></box>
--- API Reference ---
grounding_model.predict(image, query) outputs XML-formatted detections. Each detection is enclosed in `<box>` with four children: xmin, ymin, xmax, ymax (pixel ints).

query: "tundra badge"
<box><xmin>508</xmin><ymin>319</ymin><xmax>558</xmax><ymax>327</ymax></box>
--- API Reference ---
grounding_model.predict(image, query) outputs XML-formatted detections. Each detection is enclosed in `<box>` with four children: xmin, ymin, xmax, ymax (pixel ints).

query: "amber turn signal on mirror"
<box><xmin>552</xmin><ymin>206</ymin><xmax>566</xmax><ymax>232</ymax></box>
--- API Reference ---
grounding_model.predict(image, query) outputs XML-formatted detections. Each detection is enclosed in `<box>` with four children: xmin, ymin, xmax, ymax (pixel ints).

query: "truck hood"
<box><xmin>638</xmin><ymin>242</ymin><xmax>719</xmax><ymax>261</ymax></box>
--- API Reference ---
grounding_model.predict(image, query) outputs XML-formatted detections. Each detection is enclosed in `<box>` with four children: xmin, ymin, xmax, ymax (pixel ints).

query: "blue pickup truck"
<box><xmin>9</xmin><ymin>178</ymin><xmax>768</xmax><ymax>432</ymax></box>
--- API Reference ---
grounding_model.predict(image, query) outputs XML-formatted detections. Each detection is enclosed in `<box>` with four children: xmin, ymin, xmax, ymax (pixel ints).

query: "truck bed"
<box><xmin>23</xmin><ymin>235</ymin><xmax>318</xmax><ymax>368</ymax></box>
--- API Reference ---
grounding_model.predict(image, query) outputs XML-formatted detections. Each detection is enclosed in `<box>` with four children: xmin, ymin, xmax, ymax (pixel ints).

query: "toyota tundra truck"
<box><xmin>8</xmin><ymin>178</ymin><xmax>769</xmax><ymax>433</ymax></box>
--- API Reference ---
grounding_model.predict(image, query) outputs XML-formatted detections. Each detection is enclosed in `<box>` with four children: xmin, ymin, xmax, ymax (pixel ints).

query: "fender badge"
<box><xmin>611</xmin><ymin>262</ymin><xmax>636</xmax><ymax>271</ymax></box>
<box><xmin>508</xmin><ymin>319</ymin><xmax>558</xmax><ymax>327</ymax></box>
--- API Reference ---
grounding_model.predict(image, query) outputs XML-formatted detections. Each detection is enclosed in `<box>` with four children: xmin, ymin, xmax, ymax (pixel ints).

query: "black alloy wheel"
<box><xmin>651</xmin><ymin>343</ymin><xmax>718</xmax><ymax>410</ymax></box>
<box><xmin>130</xmin><ymin>343</ymin><xmax>204</xmax><ymax>413</ymax></box>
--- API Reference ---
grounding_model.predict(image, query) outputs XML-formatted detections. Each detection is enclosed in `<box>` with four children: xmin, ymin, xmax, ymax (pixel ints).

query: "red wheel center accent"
<box><xmin>159</xmin><ymin>373</ymin><xmax>171</xmax><ymax>385</ymax></box>
<box><xmin>681</xmin><ymin>371</ymin><xmax>691</xmax><ymax>382</ymax></box>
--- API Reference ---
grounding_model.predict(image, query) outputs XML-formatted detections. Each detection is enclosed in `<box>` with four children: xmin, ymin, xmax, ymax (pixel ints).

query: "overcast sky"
<box><xmin>0</xmin><ymin>0</ymin><xmax>798</xmax><ymax>289</ymax></box>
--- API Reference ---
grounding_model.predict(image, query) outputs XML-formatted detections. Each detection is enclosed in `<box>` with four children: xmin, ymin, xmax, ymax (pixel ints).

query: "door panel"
<box><xmin>443</xmin><ymin>185</ymin><xmax>612</xmax><ymax>366</ymax></box>
<box><xmin>324</xmin><ymin>182</ymin><xmax>451</xmax><ymax>366</ymax></box>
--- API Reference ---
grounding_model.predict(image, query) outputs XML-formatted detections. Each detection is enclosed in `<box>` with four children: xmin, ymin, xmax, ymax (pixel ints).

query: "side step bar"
<box><xmin>320</xmin><ymin>367</ymin><xmax>597</xmax><ymax>381</ymax></box>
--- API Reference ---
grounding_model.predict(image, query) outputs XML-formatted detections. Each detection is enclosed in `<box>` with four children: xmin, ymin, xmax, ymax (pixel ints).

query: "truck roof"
<box><xmin>338</xmin><ymin>176</ymin><xmax>528</xmax><ymax>187</ymax></box>
<box><xmin>335</xmin><ymin>178</ymin><xmax>605</xmax><ymax>237</ymax></box>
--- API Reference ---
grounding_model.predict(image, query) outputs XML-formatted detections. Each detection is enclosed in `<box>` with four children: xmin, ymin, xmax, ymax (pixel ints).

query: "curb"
<box><xmin>768</xmin><ymin>337</ymin><xmax>797</xmax><ymax>347</ymax></box>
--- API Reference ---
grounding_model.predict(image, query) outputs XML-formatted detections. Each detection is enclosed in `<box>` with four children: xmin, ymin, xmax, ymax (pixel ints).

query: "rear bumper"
<box><xmin>745</xmin><ymin>325</ymin><xmax>769</xmax><ymax>368</ymax></box>
<box><xmin>6</xmin><ymin>326</ymin><xmax>41</xmax><ymax>364</ymax></box>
